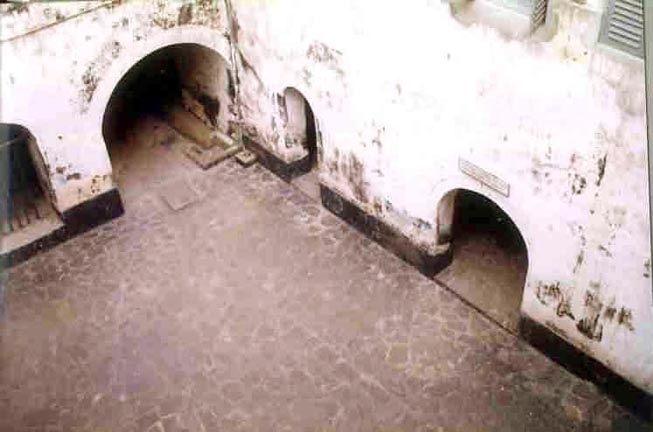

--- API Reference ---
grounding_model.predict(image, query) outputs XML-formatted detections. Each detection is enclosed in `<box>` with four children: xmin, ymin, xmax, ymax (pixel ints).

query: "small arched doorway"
<box><xmin>435</xmin><ymin>189</ymin><xmax>528</xmax><ymax>332</ymax></box>
<box><xmin>0</xmin><ymin>124</ymin><xmax>61</xmax><ymax>254</ymax></box>
<box><xmin>281</xmin><ymin>87</ymin><xmax>320</xmax><ymax>199</ymax></box>
<box><xmin>102</xmin><ymin>43</ymin><xmax>235</xmax><ymax>205</ymax></box>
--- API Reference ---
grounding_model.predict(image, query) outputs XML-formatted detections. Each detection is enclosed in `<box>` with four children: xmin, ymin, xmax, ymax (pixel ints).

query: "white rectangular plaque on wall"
<box><xmin>458</xmin><ymin>158</ymin><xmax>510</xmax><ymax>197</ymax></box>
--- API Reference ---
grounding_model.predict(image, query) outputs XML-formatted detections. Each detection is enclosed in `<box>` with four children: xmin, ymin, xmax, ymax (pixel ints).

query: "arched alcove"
<box><xmin>282</xmin><ymin>87</ymin><xmax>320</xmax><ymax>199</ymax></box>
<box><xmin>436</xmin><ymin>189</ymin><xmax>529</xmax><ymax>332</ymax></box>
<box><xmin>0</xmin><ymin>123</ymin><xmax>60</xmax><ymax>253</ymax></box>
<box><xmin>101</xmin><ymin>43</ymin><xmax>234</xmax><ymax>204</ymax></box>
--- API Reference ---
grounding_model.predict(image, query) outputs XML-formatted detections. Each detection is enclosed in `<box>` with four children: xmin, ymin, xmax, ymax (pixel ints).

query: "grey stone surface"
<box><xmin>160</xmin><ymin>178</ymin><xmax>201</xmax><ymax>211</ymax></box>
<box><xmin>0</xmin><ymin>134</ymin><xmax>645</xmax><ymax>431</ymax></box>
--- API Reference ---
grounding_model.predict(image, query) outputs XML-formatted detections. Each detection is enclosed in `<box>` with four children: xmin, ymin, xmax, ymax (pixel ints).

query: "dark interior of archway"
<box><xmin>102</xmin><ymin>47</ymin><xmax>183</xmax><ymax>145</ymax></box>
<box><xmin>436</xmin><ymin>190</ymin><xmax>528</xmax><ymax>333</ymax></box>
<box><xmin>101</xmin><ymin>44</ymin><xmax>231</xmax><ymax>205</ymax></box>
<box><xmin>304</xmin><ymin>100</ymin><xmax>317</xmax><ymax>169</ymax></box>
<box><xmin>453</xmin><ymin>190</ymin><xmax>527</xmax><ymax>254</ymax></box>
<box><xmin>0</xmin><ymin>124</ymin><xmax>50</xmax><ymax>234</ymax></box>
<box><xmin>289</xmin><ymin>96</ymin><xmax>320</xmax><ymax>201</ymax></box>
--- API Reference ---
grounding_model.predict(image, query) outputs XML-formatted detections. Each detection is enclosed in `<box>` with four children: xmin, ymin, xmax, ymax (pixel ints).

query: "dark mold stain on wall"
<box><xmin>571</xmin><ymin>173</ymin><xmax>587</xmax><ymax>195</ymax></box>
<box><xmin>643</xmin><ymin>259</ymin><xmax>650</xmax><ymax>279</ymax></box>
<box><xmin>66</xmin><ymin>173</ymin><xmax>81</xmax><ymax>181</ymax></box>
<box><xmin>575</xmin><ymin>282</ymin><xmax>636</xmax><ymax>341</ymax></box>
<box><xmin>301</xmin><ymin>68</ymin><xmax>312</xmax><ymax>87</ymax></box>
<box><xmin>413</xmin><ymin>218</ymin><xmax>432</xmax><ymax>231</ymax></box>
<box><xmin>326</xmin><ymin>148</ymin><xmax>340</xmax><ymax>176</ymax></box>
<box><xmin>604</xmin><ymin>305</ymin><xmax>617</xmax><ymax>320</ymax></box>
<box><xmin>573</xmin><ymin>250</ymin><xmax>584</xmax><ymax>274</ymax></box>
<box><xmin>80</xmin><ymin>39</ymin><xmax>126</xmax><ymax>107</ymax></box>
<box><xmin>324</xmin><ymin>149</ymin><xmax>369</xmax><ymax>204</ymax></box>
<box><xmin>537</xmin><ymin>280</ymin><xmax>636</xmax><ymax>342</ymax></box>
<box><xmin>605</xmin><ymin>206</ymin><xmax>627</xmax><ymax>230</ymax></box>
<box><xmin>277</xmin><ymin>93</ymin><xmax>288</xmax><ymax>124</ymax></box>
<box><xmin>617</xmin><ymin>307</ymin><xmax>635</xmax><ymax>331</ymax></box>
<box><xmin>576</xmin><ymin>289</ymin><xmax>604</xmax><ymax>341</ymax></box>
<box><xmin>345</xmin><ymin>153</ymin><xmax>368</xmax><ymax>203</ymax></box>
<box><xmin>111</xmin><ymin>41</ymin><xmax>121</xmax><ymax>59</ymax></box>
<box><xmin>306</xmin><ymin>42</ymin><xmax>345</xmax><ymax>80</ymax></box>
<box><xmin>601</xmin><ymin>303</ymin><xmax>634</xmax><ymax>330</ymax></box>
<box><xmin>596</xmin><ymin>154</ymin><xmax>607</xmax><ymax>187</ymax></box>
<box><xmin>372</xmin><ymin>128</ymin><xmax>383</xmax><ymax>150</ymax></box>
<box><xmin>536</xmin><ymin>282</ymin><xmax>575</xmax><ymax>320</ymax></box>
<box><xmin>178</xmin><ymin>3</ymin><xmax>193</xmax><ymax>25</ymax></box>
<box><xmin>81</xmin><ymin>67</ymin><xmax>100</xmax><ymax>103</ymax></box>
<box><xmin>152</xmin><ymin>15</ymin><xmax>176</xmax><ymax>30</ymax></box>
<box><xmin>598</xmin><ymin>244</ymin><xmax>613</xmax><ymax>257</ymax></box>
<box><xmin>2</xmin><ymin>2</ymin><xmax>29</xmax><ymax>14</ymax></box>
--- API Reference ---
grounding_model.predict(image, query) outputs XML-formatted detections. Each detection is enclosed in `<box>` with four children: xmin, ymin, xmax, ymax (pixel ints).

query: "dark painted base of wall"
<box><xmin>519</xmin><ymin>316</ymin><xmax>653</xmax><ymax>422</ymax></box>
<box><xmin>319</xmin><ymin>180</ymin><xmax>652</xmax><ymax>422</ymax></box>
<box><xmin>243</xmin><ymin>135</ymin><xmax>311</xmax><ymax>182</ymax></box>
<box><xmin>320</xmin><ymin>184</ymin><xmax>452</xmax><ymax>278</ymax></box>
<box><xmin>61</xmin><ymin>188</ymin><xmax>124</xmax><ymax>235</ymax></box>
<box><xmin>1</xmin><ymin>188</ymin><xmax>124</xmax><ymax>268</ymax></box>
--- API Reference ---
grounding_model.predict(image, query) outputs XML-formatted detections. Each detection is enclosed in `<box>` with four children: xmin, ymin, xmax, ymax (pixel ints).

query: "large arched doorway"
<box><xmin>281</xmin><ymin>87</ymin><xmax>319</xmax><ymax>200</ymax></box>
<box><xmin>0</xmin><ymin>124</ymin><xmax>61</xmax><ymax>255</ymax></box>
<box><xmin>102</xmin><ymin>43</ymin><xmax>235</xmax><ymax>206</ymax></box>
<box><xmin>435</xmin><ymin>189</ymin><xmax>528</xmax><ymax>332</ymax></box>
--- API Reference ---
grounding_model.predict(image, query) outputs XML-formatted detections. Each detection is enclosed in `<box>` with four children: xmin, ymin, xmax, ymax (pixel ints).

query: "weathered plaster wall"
<box><xmin>231</xmin><ymin>0</ymin><xmax>652</xmax><ymax>393</ymax></box>
<box><xmin>0</xmin><ymin>0</ymin><xmax>650</xmax><ymax>394</ymax></box>
<box><xmin>0</xmin><ymin>0</ymin><xmax>231</xmax><ymax>212</ymax></box>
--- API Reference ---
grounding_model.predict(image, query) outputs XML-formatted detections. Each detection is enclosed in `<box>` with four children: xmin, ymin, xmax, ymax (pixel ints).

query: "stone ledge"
<box><xmin>519</xmin><ymin>315</ymin><xmax>653</xmax><ymax>423</ymax></box>
<box><xmin>1</xmin><ymin>188</ymin><xmax>124</xmax><ymax>268</ymax></box>
<box><xmin>243</xmin><ymin>135</ymin><xmax>311</xmax><ymax>183</ymax></box>
<box><xmin>320</xmin><ymin>183</ymin><xmax>452</xmax><ymax>278</ymax></box>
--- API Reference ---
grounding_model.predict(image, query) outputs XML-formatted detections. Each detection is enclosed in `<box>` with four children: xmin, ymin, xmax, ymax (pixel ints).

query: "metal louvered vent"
<box><xmin>531</xmin><ymin>0</ymin><xmax>548</xmax><ymax>28</ymax></box>
<box><xmin>486</xmin><ymin>0</ymin><xmax>548</xmax><ymax>30</ymax></box>
<box><xmin>600</xmin><ymin>0</ymin><xmax>644</xmax><ymax>58</ymax></box>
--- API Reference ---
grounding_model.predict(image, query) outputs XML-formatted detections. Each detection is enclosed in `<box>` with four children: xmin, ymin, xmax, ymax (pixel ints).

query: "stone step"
<box><xmin>165</xmin><ymin>105</ymin><xmax>234</xmax><ymax>150</ymax></box>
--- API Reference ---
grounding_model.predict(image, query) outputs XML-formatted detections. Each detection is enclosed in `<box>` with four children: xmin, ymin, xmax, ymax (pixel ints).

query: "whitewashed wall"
<box><xmin>0</xmin><ymin>0</ymin><xmax>231</xmax><ymax>211</ymax></box>
<box><xmin>231</xmin><ymin>0</ymin><xmax>652</xmax><ymax>393</ymax></box>
<box><xmin>0</xmin><ymin>0</ymin><xmax>650</xmax><ymax>393</ymax></box>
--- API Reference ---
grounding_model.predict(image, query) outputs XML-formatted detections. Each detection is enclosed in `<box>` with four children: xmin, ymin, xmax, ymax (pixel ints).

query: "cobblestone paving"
<box><xmin>0</xmin><ymin>158</ymin><xmax>643</xmax><ymax>431</ymax></box>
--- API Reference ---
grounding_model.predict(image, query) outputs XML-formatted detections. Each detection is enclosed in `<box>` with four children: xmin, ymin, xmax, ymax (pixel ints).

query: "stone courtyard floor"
<box><xmin>1</xmin><ymin>121</ymin><xmax>650</xmax><ymax>431</ymax></box>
